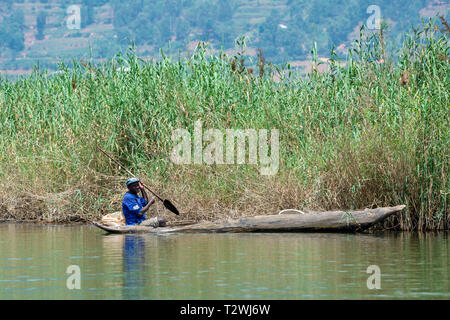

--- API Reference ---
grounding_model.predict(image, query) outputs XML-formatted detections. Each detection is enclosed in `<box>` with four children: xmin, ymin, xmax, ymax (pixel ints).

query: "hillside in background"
<box><xmin>0</xmin><ymin>0</ymin><xmax>448</xmax><ymax>75</ymax></box>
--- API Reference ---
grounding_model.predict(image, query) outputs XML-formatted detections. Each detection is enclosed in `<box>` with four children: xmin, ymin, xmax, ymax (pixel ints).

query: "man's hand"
<box><xmin>138</xmin><ymin>181</ymin><xmax>144</xmax><ymax>190</ymax></box>
<box><xmin>140</xmin><ymin>196</ymin><xmax>156</xmax><ymax>215</ymax></box>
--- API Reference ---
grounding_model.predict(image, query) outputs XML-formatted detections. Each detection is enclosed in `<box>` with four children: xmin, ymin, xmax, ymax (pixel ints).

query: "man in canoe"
<box><xmin>122</xmin><ymin>178</ymin><xmax>167</xmax><ymax>227</ymax></box>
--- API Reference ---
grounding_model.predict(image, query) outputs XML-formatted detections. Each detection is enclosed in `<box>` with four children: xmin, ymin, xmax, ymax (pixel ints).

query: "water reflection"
<box><xmin>122</xmin><ymin>235</ymin><xmax>146</xmax><ymax>299</ymax></box>
<box><xmin>0</xmin><ymin>224</ymin><xmax>448</xmax><ymax>299</ymax></box>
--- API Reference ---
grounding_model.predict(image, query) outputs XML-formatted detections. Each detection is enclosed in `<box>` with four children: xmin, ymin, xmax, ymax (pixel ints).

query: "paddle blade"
<box><xmin>163</xmin><ymin>200</ymin><xmax>179</xmax><ymax>215</ymax></box>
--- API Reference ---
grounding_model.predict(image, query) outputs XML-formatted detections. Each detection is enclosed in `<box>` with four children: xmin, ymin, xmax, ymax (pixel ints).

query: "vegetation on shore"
<box><xmin>1</xmin><ymin>0</ymin><xmax>447</xmax><ymax>72</ymax></box>
<box><xmin>0</xmin><ymin>19</ymin><xmax>448</xmax><ymax>230</ymax></box>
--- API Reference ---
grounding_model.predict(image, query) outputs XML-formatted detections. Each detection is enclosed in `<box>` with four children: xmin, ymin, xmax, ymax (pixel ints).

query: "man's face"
<box><xmin>127</xmin><ymin>182</ymin><xmax>140</xmax><ymax>194</ymax></box>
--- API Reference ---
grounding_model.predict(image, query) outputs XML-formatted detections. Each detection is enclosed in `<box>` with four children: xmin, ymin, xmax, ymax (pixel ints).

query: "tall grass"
<box><xmin>0</xmin><ymin>19</ymin><xmax>448</xmax><ymax>230</ymax></box>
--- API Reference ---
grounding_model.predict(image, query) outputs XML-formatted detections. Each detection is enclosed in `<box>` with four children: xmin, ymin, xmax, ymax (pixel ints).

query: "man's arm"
<box><xmin>139</xmin><ymin>182</ymin><xmax>148</xmax><ymax>203</ymax></box>
<box><xmin>138</xmin><ymin>182</ymin><xmax>156</xmax><ymax>215</ymax></box>
<box><xmin>140</xmin><ymin>197</ymin><xmax>156</xmax><ymax>214</ymax></box>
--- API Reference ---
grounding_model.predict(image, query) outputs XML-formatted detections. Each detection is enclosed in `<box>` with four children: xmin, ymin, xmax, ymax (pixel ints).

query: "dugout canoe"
<box><xmin>93</xmin><ymin>205</ymin><xmax>405</xmax><ymax>234</ymax></box>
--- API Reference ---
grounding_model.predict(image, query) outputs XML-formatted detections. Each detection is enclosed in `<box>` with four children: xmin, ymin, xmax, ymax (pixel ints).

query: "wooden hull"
<box><xmin>93</xmin><ymin>205</ymin><xmax>405</xmax><ymax>234</ymax></box>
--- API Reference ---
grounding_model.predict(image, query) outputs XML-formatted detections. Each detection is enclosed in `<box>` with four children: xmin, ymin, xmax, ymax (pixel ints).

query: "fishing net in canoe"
<box><xmin>101</xmin><ymin>211</ymin><xmax>126</xmax><ymax>226</ymax></box>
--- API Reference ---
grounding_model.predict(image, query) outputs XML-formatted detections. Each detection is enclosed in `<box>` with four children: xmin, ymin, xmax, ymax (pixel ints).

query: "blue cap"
<box><xmin>126</xmin><ymin>177</ymin><xmax>140</xmax><ymax>186</ymax></box>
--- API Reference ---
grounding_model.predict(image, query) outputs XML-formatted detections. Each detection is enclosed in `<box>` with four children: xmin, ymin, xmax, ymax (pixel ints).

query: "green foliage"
<box><xmin>0</xmin><ymin>9</ymin><xmax>25</xmax><ymax>52</ymax></box>
<box><xmin>36</xmin><ymin>11</ymin><xmax>47</xmax><ymax>40</ymax></box>
<box><xmin>81</xmin><ymin>5</ymin><xmax>95</xmax><ymax>27</ymax></box>
<box><xmin>110</xmin><ymin>0</ymin><xmax>239</xmax><ymax>48</ymax></box>
<box><xmin>103</xmin><ymin>0</ymin><xmax>439</xmax><ymax>62</ymax></box>
<box><xmin>0</xmin><ymin>20</ymin><xmax>448</xmax><ymax>229</ymax></box>
<box><xmin>0</xmin><ymin>0</ymin><xmax>444</xmax><ymax>71</ymax></box>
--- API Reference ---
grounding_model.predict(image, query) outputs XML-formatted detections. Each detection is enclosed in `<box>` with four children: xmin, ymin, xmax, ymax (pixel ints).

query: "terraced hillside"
<box><xmin>0</xmin><ymin>0</ymin><xmax>448</xmax><ymax>75</ymax></box>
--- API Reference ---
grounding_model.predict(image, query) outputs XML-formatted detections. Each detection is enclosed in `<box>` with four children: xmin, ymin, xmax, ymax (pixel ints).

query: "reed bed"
<box><xmin>0</xmin><ymin>20</ymin><xmax>448</xmax><ymax>230</ymax></box>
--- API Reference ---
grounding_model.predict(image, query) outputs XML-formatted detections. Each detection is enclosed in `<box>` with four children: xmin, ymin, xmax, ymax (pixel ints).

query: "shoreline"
<box><xmin>1</xmin><ymin>220</ymin><xmax>449</xmax><ymax>233</ymax></box>
<box><xmin>1</xmin><ymin>205</ymin><xmax>448</xmax><ymax>232</ymax></box>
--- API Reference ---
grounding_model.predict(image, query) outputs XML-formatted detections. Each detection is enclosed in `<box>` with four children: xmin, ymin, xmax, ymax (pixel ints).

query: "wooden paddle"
<box><xmin>96</xmin><ymin>145</ymin><xmax>180</xmax><ymax>215</ymax></box>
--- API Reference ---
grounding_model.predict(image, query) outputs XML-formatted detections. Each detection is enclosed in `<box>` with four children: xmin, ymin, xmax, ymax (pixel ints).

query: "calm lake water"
<box><xmin>0</xmin><ymin>223</ymin><xmax>448</xmax><ymax>299</ymax></box>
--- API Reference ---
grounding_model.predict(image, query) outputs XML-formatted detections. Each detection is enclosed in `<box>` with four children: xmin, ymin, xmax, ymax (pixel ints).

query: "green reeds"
<box><xmin>0</xmin><ymin>19</ymin><xmax>448</xmax><ymax>230</ymax></box>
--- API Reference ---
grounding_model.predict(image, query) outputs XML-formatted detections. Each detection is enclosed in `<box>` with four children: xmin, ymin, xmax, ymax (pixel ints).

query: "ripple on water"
<box><xmin>1</xmin><ymin>225</ymin><xmax>448</xmax><ymax>299</ymax></box>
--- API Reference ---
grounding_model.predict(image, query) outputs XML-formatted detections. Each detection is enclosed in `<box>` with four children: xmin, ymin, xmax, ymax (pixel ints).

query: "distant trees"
<box><xmin>0</xmin><ymin>9</ymin><xmax>25</xmax><ymax>52</ymax></box>
<box><xmin>218</xmin><ymin>0</ymin><xmax>233</xmax><ymax>22</ymax></box>
<box><xmin>111</xmin><ymin>0</ymin><xmax>238</xmax><ymax>48</ymax></box>
<box><xmin>0</xmin><ymin>0</ymin><xmax>435</xmax><ymax>63</ymax></box>
<box><xmin>159</xmin><ymin>16</ymin><xmax>172</xmax><ymax>43</ymax></box>
<box><xmin>106</xmin><ymin>0</ymin><xmax>430</xmax><ymax>62</ymax></box>
<box><xmin>164</xmin><ymin>0</ymin><xmax>182</xmax><ymax>18</ymax></box>
<box><xmin>36</xmin><ymin>11</ymin><xmax>47</xmax><ymax>40</ymax></box>
<box><xmin>75</xmin><ymin>4</ymin><xmax>95</xmax><ymax>28</ymax></box>
<box><xmin>255</xmin><ymin>0</ymin><xmax>428</xmax><ymax>61</ymax></box>
<box><xmin>175</xmin><ymin>18</ymin><xmax>190</xmax><ymax>41</ymax></box>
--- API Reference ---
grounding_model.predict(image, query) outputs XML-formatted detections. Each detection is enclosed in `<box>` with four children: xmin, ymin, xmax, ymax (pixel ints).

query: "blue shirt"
<box><xmin>122</xmin><ymin>192</ymin><xmax>148</xmax><ymax>226</ymax></box>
